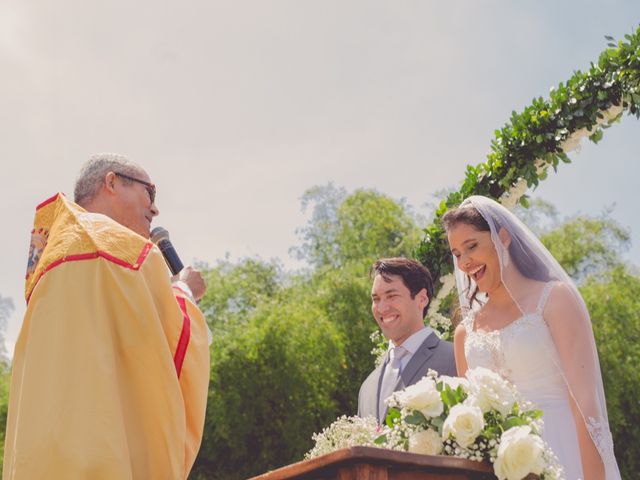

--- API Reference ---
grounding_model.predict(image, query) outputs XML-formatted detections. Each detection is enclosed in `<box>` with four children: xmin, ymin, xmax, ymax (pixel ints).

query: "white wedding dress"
<box><xmin>462</xmin><ymin>282</ymin><xmax>584</xmax><ymax>479</ymax></box>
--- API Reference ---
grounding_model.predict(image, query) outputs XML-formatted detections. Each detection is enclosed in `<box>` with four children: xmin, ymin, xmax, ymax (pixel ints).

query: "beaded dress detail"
<box><xmin>462</xmin><ymin>283</ymin><xmax>583</xmax><ymax>479</ymax></box>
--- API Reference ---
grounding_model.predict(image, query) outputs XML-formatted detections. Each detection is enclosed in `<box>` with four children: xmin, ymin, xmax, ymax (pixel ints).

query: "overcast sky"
<box><xmin>2</xmin><ymin>1</ymin><xmax>639</xmax><ymax>356</ymax></box>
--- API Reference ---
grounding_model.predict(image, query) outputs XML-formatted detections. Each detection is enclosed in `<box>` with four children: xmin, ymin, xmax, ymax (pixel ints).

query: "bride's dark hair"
<box><xmin>442</xmin><ymin>205</ymin><xmax>552</xmax><ymax>306</ymax></box>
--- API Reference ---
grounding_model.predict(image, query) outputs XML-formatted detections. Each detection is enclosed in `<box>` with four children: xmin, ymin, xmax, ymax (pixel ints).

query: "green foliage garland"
<box><xmin>416</xmin><ymin>26</ymin><xmax>640</xmax><ymax>286</ymax></box>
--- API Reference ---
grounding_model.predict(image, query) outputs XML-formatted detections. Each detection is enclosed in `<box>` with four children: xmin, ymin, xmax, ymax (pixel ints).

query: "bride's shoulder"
<box><xmin>546</xmin><ymin>281</ymin><xmax>577</xmax><ymax>304</ymax></box>
<box><xmin>529</xmin><ymin>280</ymin><xmax>573</xmax><ymax>306</ymax></box>
<box><xmin>543</xmin><ymin>281</ymin><xmax>587</xmax><ymax>327</ymax></box>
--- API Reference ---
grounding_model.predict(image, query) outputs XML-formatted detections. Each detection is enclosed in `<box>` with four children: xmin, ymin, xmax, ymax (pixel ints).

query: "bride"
<box><xmin>443</xmin><ymin>195</ymin><xmax>620</xmax><ymax>480</ymax></box>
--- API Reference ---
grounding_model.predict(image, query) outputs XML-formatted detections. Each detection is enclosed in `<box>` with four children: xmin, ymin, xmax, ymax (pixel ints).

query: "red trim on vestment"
<box><xmin>174</xmin><ymin>296</ymin><xmax>191</xmax><ymax>378</ymax></box>
<box><xmin>135</xmin><ymin>243</ymin><xmax>153</xmax><ymax>266</ymax></box>
<box><xmin>26</xmin><ymin>244</ymin><xmax>154</xmax><ymax>304</ymax></box>
<box><xmin>172</xmin><ymin>286</ymin><xmax>189</xmax><ymax>297</ymax></box>
<box><xmin>36</xmin><ymin>193</ymin><xmax>62</xmax><ymax>211</ymax></box>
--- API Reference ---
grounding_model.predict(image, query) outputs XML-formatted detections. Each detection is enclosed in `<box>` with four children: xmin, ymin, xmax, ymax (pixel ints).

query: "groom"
<box><xmin>358</xmin><ymin>258</ymin><xmax>456</xmax><ymax>423</ymax></box>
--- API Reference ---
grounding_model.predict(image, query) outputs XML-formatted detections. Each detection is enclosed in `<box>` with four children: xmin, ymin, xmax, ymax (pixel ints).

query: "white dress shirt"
<box><xmin>388</xmin><ymin>326</ymin><xmax>434</xmax><ymax>372</ymax></box>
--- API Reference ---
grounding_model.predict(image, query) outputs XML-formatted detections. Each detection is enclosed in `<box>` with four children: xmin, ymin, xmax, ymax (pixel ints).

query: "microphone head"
<box><xmin>150</xmin><ymin>226</ymin><xmax>170</xmax><ymax>244</ymax></box>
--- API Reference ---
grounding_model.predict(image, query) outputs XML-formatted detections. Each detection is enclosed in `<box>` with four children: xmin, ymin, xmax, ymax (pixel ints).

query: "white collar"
<box><xmin>389</xmin><ymin>326</ymin><xmax>434</xmax><ymax>356</ymax></box>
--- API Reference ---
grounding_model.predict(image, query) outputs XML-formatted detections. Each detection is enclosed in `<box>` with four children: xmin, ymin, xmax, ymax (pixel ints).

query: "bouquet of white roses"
<box><xmin>308</xmin><ymin>367</ymin><xmax>564</xmax><ymax>480</ymax></box>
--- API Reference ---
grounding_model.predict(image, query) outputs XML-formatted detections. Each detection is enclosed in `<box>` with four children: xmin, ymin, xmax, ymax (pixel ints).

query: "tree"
<box><xmin>290</xmin><ymin>183</ymin><xmax>347</xmax><ymax>268</ymax></box>
<box><xmin>192</xmin><ymin>186</ymin><xmax>425</xmax><ymax>478</ymax></box>
<box><xmin>514</xmin><ymin>201</ymin><xmax>630</xmax><ymax>283</ymax></box>
<box><xmin>540</xmin><ymin>212</ymin><xmax>630</xmax><ymax>283</ymax></box>
<box><xmin>580</xmin><ymin>267</ymin><xmax>640</xmax><ymax>479</ymax></box>
<box><xmin>192</xmin><ymin>297</ymin><xmax>344</xmax><ymax>480</ymax></box>
<box><xmin>307</xmin><ymin>261</ymin><xmax>375</xmax><ymax>414</ymax></box>
<box><xmin>0</xmin><ymin>295</ymin><xmax>13</xmax><ymax>473</ymax></box>
<box><xmin>333</xmin><ymin>190</ymin><xmax>422</xmax><ymax>266</ymax></box>
<box><xmin>292</xmin><ymin>184</ymin><xmax>422</xmax><ymax>269</ymax></box>
<box><xmin>199</xmin><ymin>256</ymin><xmax>283</xmax><ymax>333</ymax></box>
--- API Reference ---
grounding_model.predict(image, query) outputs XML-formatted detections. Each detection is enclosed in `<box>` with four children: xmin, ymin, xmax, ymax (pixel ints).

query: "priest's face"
<box><xmin>110</xmin><ymin>168</ymin><xmax>159</xmax><ymax>238</ymax></box>
<box><xmin>371</xmin><ymin>273</ymin><xmax>427</xmax><ymax>346</ymax></box>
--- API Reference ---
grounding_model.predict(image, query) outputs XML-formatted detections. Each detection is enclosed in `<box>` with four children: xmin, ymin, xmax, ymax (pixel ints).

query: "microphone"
<box><xmin>150</xmin><ymin>226</ymin><xmax>184</xmax><ymax>275</ymax></box>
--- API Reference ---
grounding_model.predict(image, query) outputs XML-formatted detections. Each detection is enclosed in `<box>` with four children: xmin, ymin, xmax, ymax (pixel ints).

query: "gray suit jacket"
<box><xmin>357</xmin><ymin>333</ymin><xmax>456</xmax><ymax>422</ymax></box>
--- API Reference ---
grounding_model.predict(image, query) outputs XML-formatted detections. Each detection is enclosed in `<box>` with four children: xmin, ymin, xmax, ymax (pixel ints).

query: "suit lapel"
<box><xmin>379</xmin><ymin>334</ymin><xmax>440</xmax><ymax>421</ymax></box>
<box><xmin>399</xmin><ymin>332</ymin><xmax>439</xmax><ymax>387</ymax></box>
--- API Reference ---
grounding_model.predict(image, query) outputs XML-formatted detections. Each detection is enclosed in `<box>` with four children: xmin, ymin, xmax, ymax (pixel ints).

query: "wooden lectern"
<box><xmin>250</xmin><ymin>446</ymin><xmax>496</xmax><ymax>480</ymax></box>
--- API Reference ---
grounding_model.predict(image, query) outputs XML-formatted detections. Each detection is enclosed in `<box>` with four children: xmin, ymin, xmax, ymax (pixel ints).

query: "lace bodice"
<box><xmin>462</xmin><ymin>283</ymin><xmax>618</xmax><ymax>477</ymax></box>
<box><xmin>462</xmin><ymin>283</ymin><xmax>567</xmax><ymax>405</ymax></box>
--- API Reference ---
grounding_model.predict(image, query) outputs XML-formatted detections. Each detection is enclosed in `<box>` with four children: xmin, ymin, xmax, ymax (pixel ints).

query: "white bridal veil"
<box><xmin>451</xmin><ymin>195</ymin><xmax>620</xmax><ymax>479</ymax></box>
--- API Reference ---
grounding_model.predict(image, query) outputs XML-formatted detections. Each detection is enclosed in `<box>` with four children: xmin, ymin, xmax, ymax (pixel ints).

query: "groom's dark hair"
<box><xmin>371</xmin><ymin>257</ymin><xmax>434</xmax><ymax>318</ymax></box>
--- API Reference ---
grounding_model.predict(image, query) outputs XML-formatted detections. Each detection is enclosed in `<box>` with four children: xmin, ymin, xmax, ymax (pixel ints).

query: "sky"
<box><xmin>1</xmin><ymin>1</ymin><xmax>639</xmax><ymax>356</ymax></box>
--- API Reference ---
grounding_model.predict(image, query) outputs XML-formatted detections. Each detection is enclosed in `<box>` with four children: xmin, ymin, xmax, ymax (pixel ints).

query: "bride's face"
<box><xmin>447</xmin><ymin>222</ymin><xmax>503</xmax><ymax>294</ymax></box>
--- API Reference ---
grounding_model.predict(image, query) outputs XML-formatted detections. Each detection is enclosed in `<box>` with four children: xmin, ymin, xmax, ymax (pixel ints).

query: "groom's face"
<box><xmin>371</xmin><ymin>273</ymin><xmax>427</xmax><ymax>346</ymax></box>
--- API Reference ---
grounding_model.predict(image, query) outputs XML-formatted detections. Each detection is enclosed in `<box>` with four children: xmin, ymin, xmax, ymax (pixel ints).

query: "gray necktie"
<box><xmin>378</xmin><ymin>346</ymin><xmax>408</xmax><ymax>422</ymax></box>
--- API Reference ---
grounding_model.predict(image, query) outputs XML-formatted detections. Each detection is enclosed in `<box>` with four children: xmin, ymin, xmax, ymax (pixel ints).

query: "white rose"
<box><xmin>466</xmin><ymin>367</ymin><xmax>518</xmax><ymax>416</ymax></box>
<box><xmin>408</xmin><ymin>428</ymin><xmax>443</xmax><ymax>456</ymax></box>
<box><xmin>442</xmin><ymin>404</ymin><xmax>484</xmax><ymax>449</ymax></box>
<box><xmin>494</xmin><ymin>426</ymin><xmax>546</xmax><ymax>480</ymax></box>
<box><xmin>397</xmin><ymin>377</ymin><xmax>444</xmax><ymax>417</ymax></box>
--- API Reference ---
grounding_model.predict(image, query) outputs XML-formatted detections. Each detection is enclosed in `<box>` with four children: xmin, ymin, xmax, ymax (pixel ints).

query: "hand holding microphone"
<box><xmin>174</xmin><ymin>267</ymin><xmax>206</xmax><ymax>302</ymax></box>
<box><xmin>151</xmin><ymin>226</ymin><xmax>206</xmax><ymax>302</ymax></box>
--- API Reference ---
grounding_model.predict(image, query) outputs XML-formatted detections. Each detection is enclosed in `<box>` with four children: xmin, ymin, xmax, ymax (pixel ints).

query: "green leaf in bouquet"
<box><xmin>385</xmin><ymin>407</ymin><xmax>402</xmax><ymax>428</ymax></box>
<box><xmin>431</xmin><ymin>416</ymin><xmax>445</xmax><ymax>435</ymax></box>
<box><xmin>431</xmin><ymin>416</ymin><xmax>444</xmax><ymax>429</ymax></box>
<box><xmin>503</xmin><ymin>416</ymin><xmax>529</xmax><ymax>429</ymax></box>
<box><xmin>440</xmin><ymin>386</ymin><xmax>457</xmax><ymax>408</ymax></box>
<box><xmin>374</xmin><ymin>434</ymin><xmax>388</xmax><ymax>445</ymax></box>
<box><xmin>455</xmin><ymin>385</ymin><xmax>468</xmax><ymax>402</ymax></box>
<box><xmin>483</xmin><ymin>425</ymin><xmax>501</xmax><ymax>438</ymax></box>
<box><xmin>404</xmin><ymin>410</ymin><xmax>428</xmax><ymax>426</ymax></box>
<box><xmin>523</xmin><ymin>409</ymin><xmax>543</xmax><ymax>420</ymax></box>
<box><xmin>440</xmin><ymin>384</ymin><xmax>467</xmax><ymax>408</ymax></box>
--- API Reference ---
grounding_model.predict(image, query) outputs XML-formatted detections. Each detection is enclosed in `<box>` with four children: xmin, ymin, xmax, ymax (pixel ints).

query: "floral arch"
<box><xmin>417</xmin><ymin>27</ymin><xmax>640</xmax><ymax>334</ymax></box>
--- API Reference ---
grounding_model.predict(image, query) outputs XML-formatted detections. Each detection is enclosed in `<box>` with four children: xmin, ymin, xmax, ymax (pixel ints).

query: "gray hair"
<box><xmin>74</xmin><ymin>153</ymin><xmax>141</xmax><ymax>206</ymax></box>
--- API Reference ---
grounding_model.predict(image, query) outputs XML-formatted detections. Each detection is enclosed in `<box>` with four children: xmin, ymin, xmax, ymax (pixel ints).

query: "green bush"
<box><xmin>581</xmin><ymin>267</ymin><xmax>640</xmax><ymax>479</ymax></box>
<box><xmin>191</xmin><ymin>300</ymin><xmax>345</xmax><ymax>479</ymax></box>
<box><xmin>309</xmin><ymin>261</ymin><xmax>378</xmax><ymax>415</ymax></box>
<box><xmin>0</xmin><ymin>364</ymin><xmax>10</xmax><ymax>473</ymax></box>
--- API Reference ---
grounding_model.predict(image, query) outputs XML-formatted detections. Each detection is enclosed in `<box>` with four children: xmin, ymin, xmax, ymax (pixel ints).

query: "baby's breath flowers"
<box><xmin>305</xmin><ymin>415</ymin><xmax>381</xmax><ymax>459</ymax></box>
<box><xmin>307</xmin><ymin>367</ymin><xmax>564</xmax><ymax>480</ymax></box>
